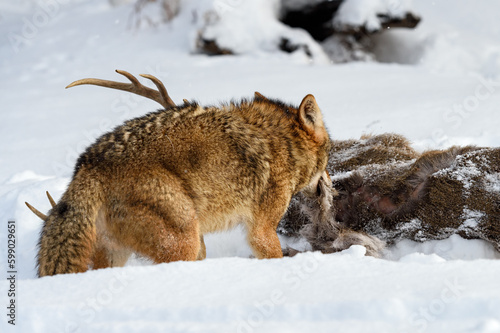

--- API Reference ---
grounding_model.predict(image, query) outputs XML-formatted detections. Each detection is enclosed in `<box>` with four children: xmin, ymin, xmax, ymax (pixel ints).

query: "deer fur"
<box><xmin>280</xmin><ymin>134</ymin><xmax>500</xmax><ymax>254</ymax></box>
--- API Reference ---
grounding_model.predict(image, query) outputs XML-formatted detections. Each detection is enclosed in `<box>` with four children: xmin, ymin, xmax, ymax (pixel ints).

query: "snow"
<box><xmin>460</xmin><ymin>209</ymin><xmax>482</xmax><ymax>230</ymax></box>
<box><xmin>1</xmin><ymin>0</ymin><xmax>500</xmax><ymax>332</ymax></box>
<box><xmin>483</xmin><ymin>173</ymin><xmax>500</xmax><ymax>194</ymax></box>
<box><xmin>5</xmin><ymin>248</ymin><xmax>500</xmax><ymax>333</ymax></box>
<box><xmin>186</xmin><ymin>0</ymin><xmax>329</xmax><ymax>62</ymax></box>
<box><xmin>333</xmin><ymin>0</ymin><xmax>414</xmax><ymax>31</ymax></box>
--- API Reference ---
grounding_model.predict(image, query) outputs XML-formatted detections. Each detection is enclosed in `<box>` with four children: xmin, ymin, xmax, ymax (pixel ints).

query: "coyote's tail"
<box><xmin>37</xmin><ymin>171</ymin><xmax>103</xmax><ymax>277</ymax></box>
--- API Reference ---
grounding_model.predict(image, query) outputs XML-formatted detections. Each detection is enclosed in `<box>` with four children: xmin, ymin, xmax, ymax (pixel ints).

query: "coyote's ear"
<box><xmin>298</xmin><ymin>94</ymin><xmax>326</xmax><ymax>141</ymax></box>
<box><xmin>254</xmin><ymin>91</ymin><xmax>268</xmax><ymax>100</ymax></box>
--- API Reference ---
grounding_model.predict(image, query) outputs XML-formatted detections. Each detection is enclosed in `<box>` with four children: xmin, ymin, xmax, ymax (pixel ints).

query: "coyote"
<box><xmin>27</xmin><ymin>70</ymin><xmax>331</xmax><ymax>277</ymax></box>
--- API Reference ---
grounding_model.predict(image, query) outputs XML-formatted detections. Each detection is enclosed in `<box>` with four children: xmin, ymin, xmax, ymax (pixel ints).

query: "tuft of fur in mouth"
<box><xmin>285</xmin><ymin>174</ymin><xmax>385</xmax><ymax>258</ymax></box>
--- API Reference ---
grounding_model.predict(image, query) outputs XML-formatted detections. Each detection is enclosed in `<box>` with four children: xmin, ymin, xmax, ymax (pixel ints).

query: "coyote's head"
<box><xmin>292</xmin><ymin>94</ymin><xmax>331</xmax><ymax>198</ymax></box>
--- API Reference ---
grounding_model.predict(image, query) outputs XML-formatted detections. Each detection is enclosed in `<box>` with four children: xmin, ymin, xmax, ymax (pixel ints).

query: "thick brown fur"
<box><xmin>36</xmin><ymin>94</ymin><xmax>331</xmax><ymax>276</ymax></box>
<box><xmin>280</xmin><ymin>134</ymin><xmax>500</xmax><ymax>254</ymax></box>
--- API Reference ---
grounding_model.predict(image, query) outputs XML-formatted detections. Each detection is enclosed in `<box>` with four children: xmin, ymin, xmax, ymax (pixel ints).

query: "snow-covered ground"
<box><xmin>1</xmin><ymin>0</ymin><xmax>500</xmax><ymax>332</ymax></box>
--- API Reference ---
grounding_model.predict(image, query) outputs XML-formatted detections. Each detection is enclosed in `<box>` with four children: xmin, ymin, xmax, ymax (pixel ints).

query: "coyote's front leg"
<box><xmin>247</xmin><ymin>187</ymin><xmax>290</xmax><ymax>259</ymax></box>
<box><xmin>197</xmin><ymin>235</ymin><xmax>207</xmax><ymax>260</ymax></box>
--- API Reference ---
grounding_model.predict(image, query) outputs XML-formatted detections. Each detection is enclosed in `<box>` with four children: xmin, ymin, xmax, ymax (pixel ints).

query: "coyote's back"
<box><xmin>31</xmin><ymin>70</ymin><xmax>331</xmax><ymax>276</ymax></box>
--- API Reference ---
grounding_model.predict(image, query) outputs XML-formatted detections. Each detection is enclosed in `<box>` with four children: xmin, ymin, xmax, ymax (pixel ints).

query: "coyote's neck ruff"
<box><xmin>31</xmin><ymin>70</ymin><xmax>331</xmax><ymax>276</ymax></box>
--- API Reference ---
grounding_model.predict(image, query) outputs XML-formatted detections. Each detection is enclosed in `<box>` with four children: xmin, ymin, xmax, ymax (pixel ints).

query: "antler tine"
<box><xmin>115</xmin><ymin>69</ymin><xmax>141</xmax><ymax>86</ymax></box>
<box><xmin>66</xmin><ymin>69</ymin><xmax>176</xmax><ymax>109</ymax></box>
<box><xmin>46</xmin><ymin>191</ymin><xmax>56</xmax><ymax>208</ymax></box>
<box><xmin>25</xmin><ymin>202</ymin><xmax>47</xmax><ymax>220</ymax></box>
<box><xmin>140</xmin><ymin>74</ymin><xmax>176</xmax><ymax>108</ymax></box>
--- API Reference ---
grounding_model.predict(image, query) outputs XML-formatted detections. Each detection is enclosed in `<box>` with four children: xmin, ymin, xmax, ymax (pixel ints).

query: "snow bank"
<box><xmin>2</xmin><ymin>249</ymin><xmax>500</xmax><ymax>332</ymax></box>
<box><xmin>372</xmin><ymin>0</ymin><xmax>500</xmax><ymax>78</ymax></box>
<box><xmin>334</xmin><ymin>0</ymin><xmax>414</xmax><ymax>32</ymax></box>
<box><xmin>183</xmin><ymin>0</ymin><xmax>329</xmax><ymax>62</ymax></box>
<box><xmin>386</xmin><ymin>234</ymin><xmax>500</xmax><ymax>261</ymax></box>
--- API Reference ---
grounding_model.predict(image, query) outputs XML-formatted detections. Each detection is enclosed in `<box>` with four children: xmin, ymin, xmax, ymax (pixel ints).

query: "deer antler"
<box><xmin>66</xmin><ymin>69</ymin><xmax>176</xmax><ymax>109</ymax></box>
<box><xmin>25</xmin><ymin>191</ymin><xmax>57</xmax><ymax>221</ymax></box>
<box><xmin>46</xmin><ymin>191</ymin><xmax>56</xmax><ymax>208</ymax></box>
